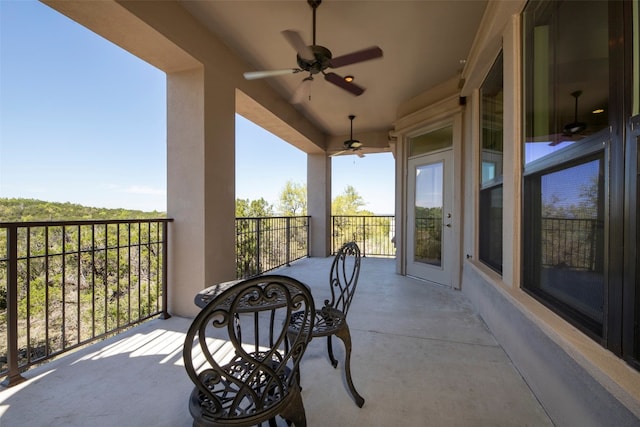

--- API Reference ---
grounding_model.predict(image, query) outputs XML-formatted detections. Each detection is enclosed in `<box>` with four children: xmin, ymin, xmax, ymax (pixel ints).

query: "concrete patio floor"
<box><xmin>0</xmin><ymin>257</ymin><xmax>552</xmax><ymax>426</ymax></box>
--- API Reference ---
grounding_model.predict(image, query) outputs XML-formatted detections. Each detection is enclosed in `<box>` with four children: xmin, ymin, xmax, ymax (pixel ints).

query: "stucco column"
<box><xmin>307</xmin><ymin>153</ymin><xmax>331</xmax><ymax>257</ymax></box>
<box><xmin>167</xmin><ymin>67</ymin><xmax>236</xmax><ymax>317</ymax></box>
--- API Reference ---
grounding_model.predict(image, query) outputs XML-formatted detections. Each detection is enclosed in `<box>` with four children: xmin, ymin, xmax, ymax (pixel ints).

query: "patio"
<box><xmin>0</xmin><ymin>257</ymin><xmax>551</xmax><ymax>426</ymax></box>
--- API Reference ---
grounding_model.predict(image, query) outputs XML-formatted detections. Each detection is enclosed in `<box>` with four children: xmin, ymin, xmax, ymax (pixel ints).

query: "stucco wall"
<box><xmin>462</xmin><ymin>262</ymin><xmax>640</xmax><ymax>425</ymax></box>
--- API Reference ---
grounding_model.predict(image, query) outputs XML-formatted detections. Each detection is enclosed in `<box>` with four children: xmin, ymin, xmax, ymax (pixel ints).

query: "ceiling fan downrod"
<box><xmin>349</xmin><ymin>114</ymin><xmax>355</xmax><ymax>137</ymax></box>
<box><xmin>309</xmin><ymin>0</ymin><xmax>321</xmax><ymax>46</ymax></box>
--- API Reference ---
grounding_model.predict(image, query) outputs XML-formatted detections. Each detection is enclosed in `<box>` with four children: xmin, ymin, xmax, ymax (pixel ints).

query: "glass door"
<box><xmin>406</xmin><ymin>150</ymin><xmax>454</xmax><ymax>285</ymax></box>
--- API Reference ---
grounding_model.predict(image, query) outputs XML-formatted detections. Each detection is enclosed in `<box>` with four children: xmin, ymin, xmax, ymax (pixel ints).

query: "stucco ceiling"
<box><xmin>179</xmin><ymin>0</ymin><xmax>487</xmax><ymax>145</ymax></box>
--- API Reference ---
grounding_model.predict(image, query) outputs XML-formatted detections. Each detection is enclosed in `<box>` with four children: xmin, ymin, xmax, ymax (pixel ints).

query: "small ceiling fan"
<box><xmin>331</xmin><ymin>115</ymin><xmax>364</xmax><ymax>157</ymax></box>
<box><xmin>548</xmin><ymin>90</ymin><xmax>588</xmax><ymax>146</ymax></box>
<box><xmin>243</xmin><ymin>0</ymin><xmax>383</xmax><ymax>99</ymax></box>
<box><xmin>562</xmin><ymin>90</ymin><xmax>587</xmax><ymax>136</ymax></box>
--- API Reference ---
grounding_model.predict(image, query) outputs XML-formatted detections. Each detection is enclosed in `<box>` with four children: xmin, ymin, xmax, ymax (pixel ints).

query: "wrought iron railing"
<box><xmin>0</xmin><ymin>214</ymin><xmax>395</xmax><ymax>384</ymax></box>
<box><xmin>0</xmin><ymin>219</ymin><xmax>172</xmax><ymax>385</ymax></box>
<box><xmin>331</xmin><ymin>215</ymin><xmax>396</xmax><ymax>257</ymax></box>
<box><xmin>235</xmin><ymin>216</ymin><xmax>310</xmax><ymax>279</ymax></box>
<box><xmin>541</xmin><ymin>217</ymin><xmax>602</xmax><ymax>271</ymax></box>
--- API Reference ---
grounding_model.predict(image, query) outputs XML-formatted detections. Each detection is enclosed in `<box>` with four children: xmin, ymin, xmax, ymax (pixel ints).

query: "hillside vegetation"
<box><xmin>0</xmin><ymin>198</ymin><xmax>165</xmax><ymax>222</ymax></box>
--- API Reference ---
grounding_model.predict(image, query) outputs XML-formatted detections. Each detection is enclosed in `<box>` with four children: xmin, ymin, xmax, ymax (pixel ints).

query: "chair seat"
<box><xmin>189</xmin><ymin>352</ymin><xmax>293</xmax><ymax>424</ymax></box>
<box><xmin>289</xmin><ymin>307</ymin><xmax>346</xmax><ymax>337</ymax></box>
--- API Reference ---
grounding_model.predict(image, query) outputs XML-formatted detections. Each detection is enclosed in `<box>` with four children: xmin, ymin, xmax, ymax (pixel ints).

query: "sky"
<box><xmin>0</xmin><ymin>1</ymin><xmax>395</xmax><ymax>215</ymax></box>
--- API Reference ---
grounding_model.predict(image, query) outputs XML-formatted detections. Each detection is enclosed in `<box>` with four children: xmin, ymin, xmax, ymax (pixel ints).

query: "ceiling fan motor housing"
<box><xmin>297</xmin><ymin>45</ymin><xmax>332</xmax><ymax>74</ymax></box>
<box><xmin>344</xmin><ymin>139</ymin><xmax>362</xmax><ymax>149</ymax></box>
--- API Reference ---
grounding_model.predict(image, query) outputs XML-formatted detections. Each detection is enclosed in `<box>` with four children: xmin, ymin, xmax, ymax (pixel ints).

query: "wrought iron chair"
<box><xmin>287</xmin><ymin>241</ymin><xmax>365</xmax><ymax>407</ymax></box>
<box><xmin>183</xmin><ymin>275</ymin><xmax>316</xmax><ymax>427</ymax></box>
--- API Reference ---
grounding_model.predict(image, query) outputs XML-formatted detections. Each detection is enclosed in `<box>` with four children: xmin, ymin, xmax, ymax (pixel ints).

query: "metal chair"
<box><xmin>183</xmin><ymin>275</ymin><xmax>315</xmax><ymax>427</ymax></box>
<box><xmin>288</xmin><ymin>241</ymin><xmax>365</xmax><ymax>407</ymax></box>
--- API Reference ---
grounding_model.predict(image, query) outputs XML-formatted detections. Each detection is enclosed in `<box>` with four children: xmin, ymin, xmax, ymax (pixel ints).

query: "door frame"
<box><xmin>393</xmin><ymin>106</ymin><xmax>463</xmax><ymax>289</ymax></box>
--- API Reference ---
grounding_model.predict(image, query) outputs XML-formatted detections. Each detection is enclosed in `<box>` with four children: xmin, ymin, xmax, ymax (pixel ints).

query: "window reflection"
<box><xmin>414</xmin><ymin>162</ymin><xmax>443</xmax><ymax>267</ymax></box>
<box><xmin>523</xmin><ymin>0</ymin><xmax>609</xmax><ymax>165</ymax></box>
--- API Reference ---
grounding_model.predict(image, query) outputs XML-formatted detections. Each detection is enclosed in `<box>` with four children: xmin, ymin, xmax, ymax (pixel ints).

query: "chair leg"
<box><xmin>279</xmin><ymin>386</ymin><xmax>307</xmax><ymax>427</ymax></box>
<box><xmin>326</xmin><ymin>335</ymin><xmax>338</xmax><ymax>368</ymax></box>
<box><xmin>334</xmin><ymin>325</ymin><xmax>365</xmax><ymax>408</ymax></box>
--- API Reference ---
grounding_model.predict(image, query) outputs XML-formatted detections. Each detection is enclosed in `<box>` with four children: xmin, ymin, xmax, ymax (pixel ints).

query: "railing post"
<box><xmin>330</xmin><ymin>216</ymin><xmax>334</xmax><ymax>254</ymax></box>
<box><xmin>286</xmin><ymin>217</ymin><xmax>291</xmax><ymax>266</ymax></box>
<box><xmin>362</xmin><ymin>216</ymin><xmax>367</xmax><ymax>257</ymax></box>
<box><xmin>256</xmin><ymin>219</ymin><xmax>261</xmax><ymax>275</ymax></box>
<box><xmin>306</xmin><ymin>216</ymin><xmax>310</xmax><ymax>258</ymax></box>
<box><xmin>2</xmin><ymin>225</ymin><xmax>26</xmax><ymax>386</ymax></box>
<box><xmin>160</xmin><ymin>221</ymin><xmax>171</xmax><ymax>319</ymax></box>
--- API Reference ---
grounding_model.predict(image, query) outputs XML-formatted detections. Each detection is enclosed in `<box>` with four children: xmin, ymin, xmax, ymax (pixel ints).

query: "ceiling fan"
<box><xmin>331</xmin><ymin>115</ymin><xmax>365</xmax><ymax>157</ymax></box>
<box><xmin>547</xmin><ymin>90</ymin><xmax>588</xmax><ymax>146</ymax></box>
<box><xmin>243</xmin><ymin>0</ymin><xmax>383</xmax><ymax>99</ymax></box>
<box><xmin>562</xmin><ymin>90</ymin><xmax>587</xmax><ymax>136</ymax></box>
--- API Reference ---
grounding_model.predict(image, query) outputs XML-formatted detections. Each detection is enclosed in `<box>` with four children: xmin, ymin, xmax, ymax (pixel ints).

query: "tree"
<box><xmin>332</xmin><ymin>185</ymin><xmax>368</xmax><ymax>215</ymax></box>
<box><xmin>277</xmin><ymin>181</ymin><xmax>307</xmax><ymax>216</ymax></box>
<box><xmin>235</xmin><ymin>198</ymin><xmax>274</xmax><ymax>278</ymax></box>
<box><xmin>235</xmin><ymin>198</ymin><xmax>274</xmax><ymax>217</ymax></box>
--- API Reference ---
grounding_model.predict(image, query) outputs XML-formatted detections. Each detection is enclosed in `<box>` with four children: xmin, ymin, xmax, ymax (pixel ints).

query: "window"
<box><xmin>633</xmin><ymin>0</ymin><xmax>640</xmax><ymax>369</ymax></box>
<box><xmin>522</xmin><ymin>0</ymin><xmax>610</xmax><ymax>339</ymax></box>
<box><xmin>409</xmin><ymin>126</ymin><xmax>452</xmax><ymax>157</ymax></box>
<box><xmin>524</xmin><ymin>154</ymin><xmax>605</xmax><ymax>336</ymax></box>
<box><xmin>633</xmin><ymin>114</ymin><xmax>640</xmax><ymax>366</ymax></box>
<box><xmin>479</xmin><ymin>52</ymin><xmax>503</xmax><ymax>273</ymax></box>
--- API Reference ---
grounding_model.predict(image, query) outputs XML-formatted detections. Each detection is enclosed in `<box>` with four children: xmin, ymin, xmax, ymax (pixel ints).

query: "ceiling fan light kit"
<box><xmin>243</xmin><ymin>0</ymin><xmax>383</xmax><ymax>98</ymax></box>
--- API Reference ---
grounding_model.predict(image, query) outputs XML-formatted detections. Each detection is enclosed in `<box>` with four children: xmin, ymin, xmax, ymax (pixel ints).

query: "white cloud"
<box><xmin>123</xmin><ymin>185</ymin><xmax>165</xmax><ymax>196</ymax></box>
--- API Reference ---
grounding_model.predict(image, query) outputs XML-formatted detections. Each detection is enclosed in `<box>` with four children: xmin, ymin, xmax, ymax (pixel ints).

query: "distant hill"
<box><xmin>0</xmin><ymin>198</ymin><xmax>166</xmax><ymax>222</ymax></box>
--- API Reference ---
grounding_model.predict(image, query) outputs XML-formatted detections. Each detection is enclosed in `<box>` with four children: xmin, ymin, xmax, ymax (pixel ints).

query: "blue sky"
<box><xmin>1</xmin><ymin>1</ymin><xmax>394</xmax><ymax>215</ymax></box>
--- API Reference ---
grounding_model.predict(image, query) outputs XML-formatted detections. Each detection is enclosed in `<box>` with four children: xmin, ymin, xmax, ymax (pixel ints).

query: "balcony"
<box><xmin>0</xmin><ymin>256</ymin><xmax>551</xmax><ymax>426</ymax></box>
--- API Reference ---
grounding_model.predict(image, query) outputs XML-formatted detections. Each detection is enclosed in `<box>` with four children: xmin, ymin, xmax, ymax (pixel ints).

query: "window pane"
<box><xmin>635</xmin><ymin>0</ymin><xmax>640</xmax><ymax>115</ymax></box>
<box><xmin>479</xmin><ymin>52</ymin><xmax>503</xmax><ymax>272</ymax></box>
<box><xmin>409</xmin><ymin>126</ymin><xmax>452</xmax><ymax>157</ymax></box>
<box><xmin>523</xmin><ymin>0</ymin><xmax>609</xmax><ymax>165</ymax></box>
<box><xmin>524</xmin><ymin>156</ymin><xmax>605</xmax><ymax>334</ymax></box>
<box><xmin>481</xmin><ymin>52</ymin><xmax>504</xmax><ymax>185</ymax></box>
<box><xmin>479</xmin><ymin>186</ymin><xmax>503</xmax><ymax>273</ymax></box>
<box><xmin>637</xmin><ymin>138</ymin><xmax>640</xmax><ymax>360</ymax></box>
<box><xmin>414</xmin><ymin>162</ymin><xmax>443</xmax><ymax>267</ymax></box>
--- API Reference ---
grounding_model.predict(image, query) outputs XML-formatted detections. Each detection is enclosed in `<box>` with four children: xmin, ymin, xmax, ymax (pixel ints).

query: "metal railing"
<box><xmin>0</xmin><ymin>219</ymin><xmax>172</xmax><ymax>385</ymax></box>
<box><xmin>235</xmin><ymin>216</ymin><xmax>310</xmax><ymax>279</ymax></box>
<box><xmin>0</xmin><ymin>214</ymin><xmax>395</xmax><ymax>384</ymax></box>
<box><xmin>331</xmin><ymin>215</ymin><xmax>396</xmax><ymax>257</ymax></box>
<box><xmin>541</xmin><ymin>217</ymin><xmax>602</xmax><ymax>271</ymax></box>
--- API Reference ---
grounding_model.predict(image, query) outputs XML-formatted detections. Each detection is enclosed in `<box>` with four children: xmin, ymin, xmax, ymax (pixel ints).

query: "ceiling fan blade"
<box><xmin>243</xmin><ymin>69</ymin><xmax>298</xmax><ymax>80</ymax></box>
<box><xmin>329</xmin><ymin>46</ymin><xmax>383</xmax><ymax>68</ymax></box>
<box><xmin>330</xmin><ymin>150</ymin><xmax>349</xmax><ymax>157</ymax></box>
<box><xmin>282</xmin><ymin>30</ymin><xmax>314</xmax><ymax>61</ymax></box>
<box><xmin>291</xmin><ymin>78</ymin><xmax>312</xmax><ymax>104</ymax></box>
<box><xmin>324</xmin><ymin>72</ymin><xmax>365</xmax><ymax>96</ymax></box>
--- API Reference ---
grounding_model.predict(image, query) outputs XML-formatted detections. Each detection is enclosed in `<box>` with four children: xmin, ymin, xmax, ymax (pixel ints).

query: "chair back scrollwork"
<box><xmin>326</xmin><ymin>241</ymin><xmax>362</xmax><ymax>316</ymax></box>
